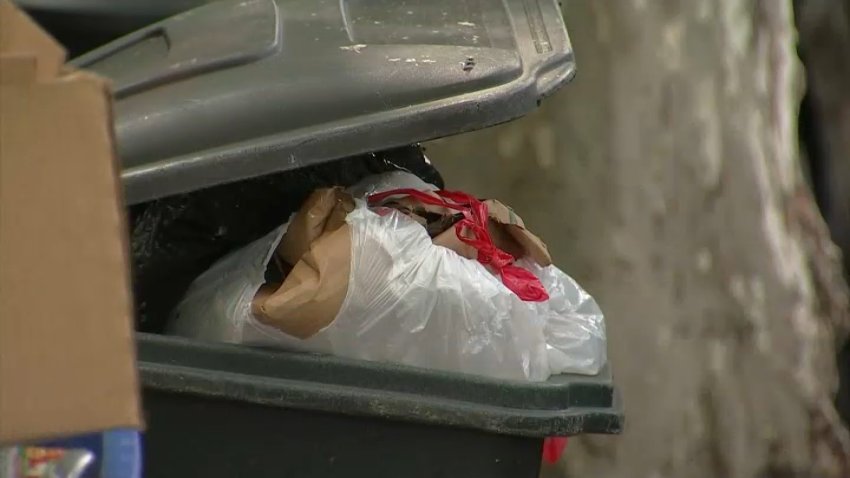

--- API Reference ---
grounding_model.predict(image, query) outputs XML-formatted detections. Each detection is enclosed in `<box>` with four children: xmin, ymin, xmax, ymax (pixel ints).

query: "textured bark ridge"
<box><xmin>429</xmin><ymin>1</ymin><xmax>850</xmax><ymax>476</ymax></box>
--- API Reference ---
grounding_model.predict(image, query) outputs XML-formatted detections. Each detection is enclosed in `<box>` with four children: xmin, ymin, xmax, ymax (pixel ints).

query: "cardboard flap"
<box><xmin>0</xmin><ymin>0</ymin><xmax>65</xmax><ymax>82</ymax></box>
<box><xmin>0</xmin><ymin>54</ymin><xmax>38</xmax><ymax>84</ymax></box>
<box><xmin>0</xmin><ymin>1</ymin><xmax>141</xmax><ymax>445</ymax></box>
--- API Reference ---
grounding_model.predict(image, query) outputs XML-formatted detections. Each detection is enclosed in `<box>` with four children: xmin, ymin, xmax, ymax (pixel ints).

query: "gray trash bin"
<box><xmin>32</xmin><ymin>1</ymin><xmax>622</xmax><ymax>476</ymax></box>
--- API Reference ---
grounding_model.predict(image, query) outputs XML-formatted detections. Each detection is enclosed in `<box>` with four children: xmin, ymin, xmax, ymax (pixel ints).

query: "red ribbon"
<box><xmin>368</xmin><ymin>188</ymin><xmax>549</xmax><ymax>302</ymax></box>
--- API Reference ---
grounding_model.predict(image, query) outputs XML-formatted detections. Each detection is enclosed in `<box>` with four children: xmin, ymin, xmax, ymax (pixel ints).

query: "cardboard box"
<box><xmin>0</xmin><ymin>1</ymin><xmax>142</xmax><ymax>444</ymax></box>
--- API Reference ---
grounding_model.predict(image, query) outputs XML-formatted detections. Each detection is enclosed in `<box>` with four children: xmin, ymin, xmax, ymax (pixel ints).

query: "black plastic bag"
<box><xmin>130</xmin><ymin>145</ymin><xmax>443</xmax><ymax>332</ymax></box>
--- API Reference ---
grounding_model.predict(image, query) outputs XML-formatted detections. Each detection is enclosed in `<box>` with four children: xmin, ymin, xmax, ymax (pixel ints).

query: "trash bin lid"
<box><xmin>69</xmin><ymin>0</ymin><xmax>576</xmax><ymax>204</ymax></box>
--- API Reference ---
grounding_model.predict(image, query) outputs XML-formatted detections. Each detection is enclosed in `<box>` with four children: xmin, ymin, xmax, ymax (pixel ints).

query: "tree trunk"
<box><xmin>795</xmin><ymin>0</ymin><xmax>850</xmax><ymax>427</ymax></box>
<box><xmin>796</xmin><ymin>0</ymin><xmax>850</xmax><ymax>277</ymax></box>
<box><xmin>427</xmin><ymin>1</ymin><xmax>850</xmax><ymax>477</ymax></box>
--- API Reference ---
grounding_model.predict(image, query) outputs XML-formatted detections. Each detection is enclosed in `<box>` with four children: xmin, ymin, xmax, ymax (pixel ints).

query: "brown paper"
<box><xmin>275</xmin><ymin>187</ymin><xmax>354</xmax><ymax>264</ymax></box>
<box><xmin>252</xmin><ymin>189</ymin><xmax>551</xmax><ymax>341</ymax></box>
<box><xmin>0</xmin><ymin>1</ymin><xmax>141</xmax><ymax>444</ymax></box>
<box><xmin>254</xmin><ymin>189</ymin><xmax>354</xmax><ymax>339</ymax></box>
<box><xmin>425</xmin><ymin>199</ymin><xmax>552</xmax><ymax>266</ymax></box>
<box><xmin>485</xmin><ymin>199</ymin><xmax>552</xmax><ymax>266</ymax></box>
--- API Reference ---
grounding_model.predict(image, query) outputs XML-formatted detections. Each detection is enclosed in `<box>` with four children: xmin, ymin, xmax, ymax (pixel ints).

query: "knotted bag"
<box><xmin>367</xmin><ymin>188</ymin><xmax>550</xmax><ymax>302</ymax></box>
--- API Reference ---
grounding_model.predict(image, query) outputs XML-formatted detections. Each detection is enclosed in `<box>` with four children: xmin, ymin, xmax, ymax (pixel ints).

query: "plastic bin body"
<box><xmin>143</xmin><ymin>393</ymin><xmax>543</xmax><ymax>478</ymax></box>
<box><xmin>139</xmin><ymin>334</ymin><xmax>622</xmax><ymax>478</ymax></box>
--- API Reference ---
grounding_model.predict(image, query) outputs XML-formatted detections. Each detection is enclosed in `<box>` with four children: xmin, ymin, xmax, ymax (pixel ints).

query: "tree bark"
<box><xmin>428</xmin><ymin>1</ymin><xmax>850</xmax><ymax>476</ymax></box>
<box><xmin>796</xmin><ymin>0</ymin><xmax>850</xmax><ymax>277</ymax></box>
<box><xmin>795</xmin><ymin>0</ymin><xmax>850</xmax><ymax>428</ymax></box>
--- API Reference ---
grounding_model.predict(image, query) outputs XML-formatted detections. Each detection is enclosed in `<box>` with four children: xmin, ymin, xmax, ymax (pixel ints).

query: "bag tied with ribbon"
<box><xmin>367</xmin><ymin>188</ymin><xmax>550</xmax><ymax>302</ymax></box>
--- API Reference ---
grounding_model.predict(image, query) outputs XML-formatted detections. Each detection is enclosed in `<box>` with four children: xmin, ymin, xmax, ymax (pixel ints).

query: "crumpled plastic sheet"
<box><xmin>130</xmin><ymin>146</ymin><xmax>443</xmax><ymax>332</ymax></box>
<box><xmin>168</xmin><ymin>172</ymin><xmax>607</xmax><ymax>381</ymax></box>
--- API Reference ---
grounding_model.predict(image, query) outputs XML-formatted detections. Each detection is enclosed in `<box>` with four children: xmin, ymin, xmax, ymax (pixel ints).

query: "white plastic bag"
<box><xmin>168</xmin><ymin>173</ymin><xmax>607</xmax><ymax>381</ymax></box>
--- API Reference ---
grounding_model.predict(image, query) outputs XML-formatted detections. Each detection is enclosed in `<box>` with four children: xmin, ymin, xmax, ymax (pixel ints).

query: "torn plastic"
<box><xmin>168</xmin><ymin>172</ymin><xmax>606</xmax><ymax>381</ymax></box>
<box><xmin>130</xmin><ymin>145</ymin><xmax>443</xmax><ymax>332</ymax></box>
